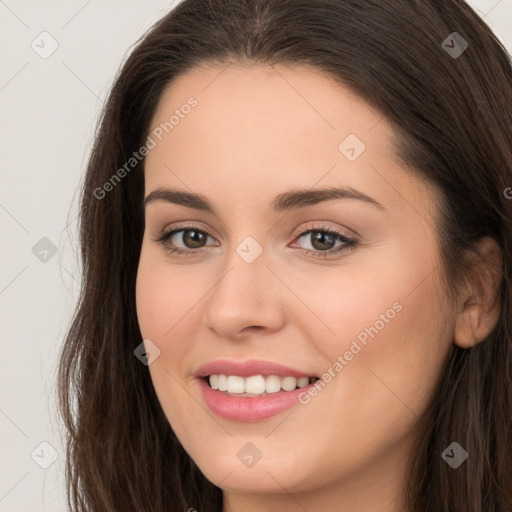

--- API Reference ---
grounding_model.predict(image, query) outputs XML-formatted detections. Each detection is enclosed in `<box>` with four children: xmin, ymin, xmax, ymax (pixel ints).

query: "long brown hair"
<box><xmin>57</xmin><ymin>0</ymin><xmax>512</xmax><ymax>510</ymax></box>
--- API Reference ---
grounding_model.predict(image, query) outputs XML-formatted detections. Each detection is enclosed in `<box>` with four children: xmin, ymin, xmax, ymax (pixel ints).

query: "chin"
<box><xmin>193</xmin><ymin>448</ymin><xmax>317</xmax><ymax>494</ymax></box>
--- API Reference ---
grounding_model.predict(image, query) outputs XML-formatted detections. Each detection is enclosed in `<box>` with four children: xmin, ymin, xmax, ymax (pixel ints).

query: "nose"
<box><xmin>203</xmin><ymin>249</ymin><xmax>286</xmax><ymax>341</ymax></box>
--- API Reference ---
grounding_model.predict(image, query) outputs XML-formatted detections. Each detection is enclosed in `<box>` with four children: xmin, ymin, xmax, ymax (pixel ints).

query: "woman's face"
<box><xmin>136</xmin><ymin>63</ymin><xmax>455</xmax><ymax>507</ymax></box>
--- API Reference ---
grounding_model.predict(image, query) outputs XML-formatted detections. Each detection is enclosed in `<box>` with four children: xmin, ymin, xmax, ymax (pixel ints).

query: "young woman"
<box><xmin>57</xmin><ymin>1</ymin><xmax>512</xmax><ymax>510</ymax></box>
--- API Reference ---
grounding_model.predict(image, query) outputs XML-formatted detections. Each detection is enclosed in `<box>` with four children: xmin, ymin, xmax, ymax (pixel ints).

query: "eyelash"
<box><xmin>153</xmin><ymin>222</ymin><xmax>358</xmax><ymax>259</ymax></box>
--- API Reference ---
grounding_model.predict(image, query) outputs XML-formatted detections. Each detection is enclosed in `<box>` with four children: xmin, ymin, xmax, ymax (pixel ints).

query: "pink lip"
<box><xmin>194</xmin><ymin>359</ymin><xmax>319</xmax><ymax>422</ymax></box>
<box><xmin>197</xmin><ymin>378</ymin><xmax>317</xmax><ymax>422</ymax></box>
<box><xmin>194</xmin><ymin>358</ymin><xmax>318</xmax><ymax>379</ymax></box>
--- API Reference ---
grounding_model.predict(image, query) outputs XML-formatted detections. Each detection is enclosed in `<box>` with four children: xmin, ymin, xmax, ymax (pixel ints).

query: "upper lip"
<box><xmin>194</xmin><ymin>359</ymin><xmax>318</xmax><ymax>379</ymax></box>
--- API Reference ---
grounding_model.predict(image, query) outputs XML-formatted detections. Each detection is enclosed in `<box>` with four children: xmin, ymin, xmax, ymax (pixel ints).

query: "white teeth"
<box><xmin>207</xmin><ymin>374</ymin><xmax>315</xmax><ymax>395</ymax></box>
<box><xmin>217</xmin><ymin>374</ymin><xmax>227</xmax><ymax>391</ymax></box>
<box><xmin>281</xmin><ymin>376</ymin><xmax>297</xmax><ymax>391</ymax></box>
<box><xmin>246</xmin><ymin>375</ymin><xmax>266</xmax><ymax>394</ymax></box>
<box><xmin>297</xmin><ymin>376</ymin><xmax>309</xmax><ymax>388</ymax></box>
<box><xmin>226</xmin><ymin>375</ymin><xmax>245</xmax><ymax>393</ymax></box>
<box><xmin>265</xmin><ymin>375</ymin><xmax>281</xmax><ymax>394</ymax></box>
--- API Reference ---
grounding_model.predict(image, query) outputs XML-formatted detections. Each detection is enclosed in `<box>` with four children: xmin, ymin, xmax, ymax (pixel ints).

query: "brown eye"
<box><xmin>155</xmin><ymin>227</ymin><xmax>217</xmax><ymax>254</ymax></box>
<box><xmin>178</xmin><ymin>229</ymin><xmax>208</xmax><ymax>249</ymax></box>
<box><xmin>308</xmin><ymin>231</ymin><xmax>337</xmax><ymax>251</ymax></box>
<box><xmin>294</xmin><ymin>227</ymin><xmax>356</xmax><ymax>254</ymax></box>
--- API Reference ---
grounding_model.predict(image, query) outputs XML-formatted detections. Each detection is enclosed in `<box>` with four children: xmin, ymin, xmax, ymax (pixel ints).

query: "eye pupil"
<box><xmin>183</xmin><ymin>230</ymin><xmax>206</xmax><ymax>248</ymax></box>
<box><xmin>311</xmin><ymin>231</ymin><xmax>335</xmax><ymax>251</ymax></box>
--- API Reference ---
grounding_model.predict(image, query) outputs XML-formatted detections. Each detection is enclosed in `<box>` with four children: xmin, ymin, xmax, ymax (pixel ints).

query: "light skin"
<box><xmin>135</xmin><ymin>62</ymin><xmax>501</xmax><ymax>512</ymax></box>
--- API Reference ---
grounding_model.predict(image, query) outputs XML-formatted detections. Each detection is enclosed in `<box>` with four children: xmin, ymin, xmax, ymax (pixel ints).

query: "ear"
<box><xmin>454</xmin><ymin>237</ymin><xmax>503</xmax><ymax>349</ymax></box>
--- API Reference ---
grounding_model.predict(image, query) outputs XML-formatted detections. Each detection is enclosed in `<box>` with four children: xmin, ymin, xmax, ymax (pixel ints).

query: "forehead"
<box><xmin>143</xmin><ymin>62</ymin><xmax>436</xmax><ymax>222</ymax></box>
<box><xmin>146</xmin><ymin>62</ymin><xmax>388</xmax><ymax>160</ymax></box>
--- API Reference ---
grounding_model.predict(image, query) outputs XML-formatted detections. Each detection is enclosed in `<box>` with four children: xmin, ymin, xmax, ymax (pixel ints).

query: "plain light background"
<box><xmin>1</xmin><ymin>1</ymin><xmax>511</xmax><ymax>510</ymax></box>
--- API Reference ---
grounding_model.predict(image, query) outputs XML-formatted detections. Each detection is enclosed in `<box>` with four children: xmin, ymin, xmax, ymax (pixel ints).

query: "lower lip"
<box><xmin>197</xmin><ymin>378</ymin><xmax>317</xmax><ymax>422</ymax></box>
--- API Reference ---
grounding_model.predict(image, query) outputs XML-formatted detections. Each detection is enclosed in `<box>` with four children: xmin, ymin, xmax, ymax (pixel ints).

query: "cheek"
<box><xmin>136</xmin><ymin>264</ymin><xmax>167</xmax><ymax>341</ymax></box>
<box><xmin>136</xmin><ymin>251</ymin><xmax>203</xmax><ymax>340</ymax></box>
<box><xmin>135</xmin><ymin>253</ymin><xmax>195</xmax><ymax>396</ymax></box>
<box><xmin>135</xmin><ymin>254</ymin><xmax>204</xmax><ymax>421</ymax></box>
<box><xmin>308</xmin><ymin>246</ymin><xmax>451</xmax><ymax>421</ymax></box>
<box><xmin>321</xmin><ymin>269</ymin><xmax>449</xmax><ymax>441</ymax></box>
<box><xmin>286</xmin><ymin>269</ymin><xmax>450</xmax><ymax>488</ymax></box>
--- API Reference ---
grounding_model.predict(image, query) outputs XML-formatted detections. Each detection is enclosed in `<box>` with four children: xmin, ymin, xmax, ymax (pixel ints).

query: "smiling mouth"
<box><xmin>202</xmin><ymin>375</ymin><xmax>320</xmax><ymax>397</ymax></box>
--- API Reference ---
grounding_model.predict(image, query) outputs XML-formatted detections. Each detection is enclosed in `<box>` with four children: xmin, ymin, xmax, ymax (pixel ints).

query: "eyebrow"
<box><xmin>142</xmin><ymin>186</ymin><xmax>384</xmax><ymax>214</ymax></box>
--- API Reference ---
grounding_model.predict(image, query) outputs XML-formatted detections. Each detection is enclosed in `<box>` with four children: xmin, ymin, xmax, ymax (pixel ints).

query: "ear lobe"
<box><xmin>453</xmin><ymin>236</ymin><xmax>503</xmax><ymax>349</ymax></box>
